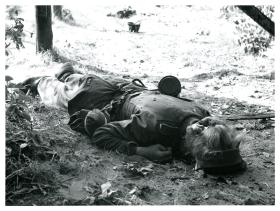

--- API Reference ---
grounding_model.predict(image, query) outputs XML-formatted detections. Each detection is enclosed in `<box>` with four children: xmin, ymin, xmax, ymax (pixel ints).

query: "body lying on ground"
<box><xmin>20</xmin><ymin>63</ymin><xmax>247</xmax><ymax>174</ymax></box>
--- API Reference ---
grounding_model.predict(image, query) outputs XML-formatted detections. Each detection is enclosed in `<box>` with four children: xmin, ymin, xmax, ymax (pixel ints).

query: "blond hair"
<box><xmin>191</xmin><ymin>124</ymin><xmax>241</xmax><ymax>158</ymax></box>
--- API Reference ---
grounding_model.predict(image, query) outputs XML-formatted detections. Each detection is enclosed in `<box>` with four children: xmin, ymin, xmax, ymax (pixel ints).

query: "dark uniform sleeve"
<box><xmin>91</xmin><ymin>111</ymin><xmax>158</xmax><ymax>155</ymax></box>
<box><xmin>91</xmin><ymin>119</ymin><xmax>139</xmax><ymax>155</ymax></box>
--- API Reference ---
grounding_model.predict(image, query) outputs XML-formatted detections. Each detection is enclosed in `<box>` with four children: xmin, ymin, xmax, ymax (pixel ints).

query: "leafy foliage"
<box><xmin>221</xmin><ymin>6</ymin><xmax>274</xmax><ymax>55</ymax></box>
<box><xmin>5</xmin><ymin>17</ymin><xmax>25</xmax><ymax>55</ymax></box>
<box><xmin>6</xmin><ymin>5</ymin><xmax>22</xmax><ymax>20</ymax></box>
<box><xmin>5</xmin><ymin>79</ymin><xmax>59</xmax><ymax>204</ymax></box>
<box><xmin>62</xmin><ymin>8</ymin><xmax>76</xmax><ymax>25</ymax></box>
<box><xmin>107</xmin><ymin>6</ymin><xmax>136</xmax><ymax>19</ymax></box>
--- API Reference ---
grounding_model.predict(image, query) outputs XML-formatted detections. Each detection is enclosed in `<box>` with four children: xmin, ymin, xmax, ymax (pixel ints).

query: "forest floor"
<box><xmin>5</xmin><ymin>5</ymin><xmax>275</xmax><ymax>205</ymax></box>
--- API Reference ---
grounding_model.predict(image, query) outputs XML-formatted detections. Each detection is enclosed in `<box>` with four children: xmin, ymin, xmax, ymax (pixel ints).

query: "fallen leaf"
<box><xmin>139</xmin><ymin>163</ymin><xmax>154</xmax><ymax>174</ymax></box>
<box><xmin>262</xmin><ymin>152</ymin><xmax>270</xmax><ymax>158</ymax></box>
<box><xmin>101</xmin><ymin>182</ymin><xmax>111</xmax><ymax>194</ymax></box>
<box><xmin>20</xmin><ymin>143</ymin><xmax>28</xmax><ymax>149</ymax></box>
<box><xmin>202</xmin><ymin>192</ymin><xmax>209</xmax><ymax>199</ymax></box>
<box><xmin>129</xmin><ymin>187</ymin><xmax>138</xmax><ymax>195</ymax></box>
<box><xmin>6</xmin><ymin>147</ymin><xmax>12</xmax><ymax>156</ymax></box>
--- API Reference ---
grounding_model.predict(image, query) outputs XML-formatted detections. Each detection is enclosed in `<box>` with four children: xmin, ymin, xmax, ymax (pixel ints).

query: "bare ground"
<box><xmin>5</xmin><ymin>5</ymin><xmax>274</xmax><ymax>205</ymax></box>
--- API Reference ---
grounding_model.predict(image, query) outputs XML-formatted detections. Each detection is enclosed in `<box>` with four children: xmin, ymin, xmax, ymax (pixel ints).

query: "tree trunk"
<box><xmin>53</xmin><ymin>5</ymin><xmax>62</xmax><ymax>20</ymax></box>
<box><xmin>237</xmin><ymin>6</ymin><xmax>275</xmax><ymax>36</ymax></box>
<box><xmin>35</xmin><ymin>6</ymin><xmax>53</xmax><ymax>53</ymax></box>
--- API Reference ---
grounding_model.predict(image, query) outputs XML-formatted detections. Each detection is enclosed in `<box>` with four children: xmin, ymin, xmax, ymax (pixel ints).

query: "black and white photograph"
<box><xmin>4</xmin><ymin>2</ymin><xmax>276</xmax><ymax>206</ymax></box>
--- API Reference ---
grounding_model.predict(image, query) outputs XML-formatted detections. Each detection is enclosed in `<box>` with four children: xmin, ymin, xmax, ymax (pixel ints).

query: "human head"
<box><xmin>187</xmin><ymin>118</ymin><xmax>246</xmax><ymax>174</ymax></box>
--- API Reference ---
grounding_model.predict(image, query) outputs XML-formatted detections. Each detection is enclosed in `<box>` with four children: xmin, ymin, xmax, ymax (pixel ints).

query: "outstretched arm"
<box><xmin>92</xmin><ymin>120</ymin><xmax>138</xmax><ymax>155</ymax></box>
<box><xmin>92</xmin><ymin>118</ymin><xmax>172</xmax><ymax>162</ymax></box>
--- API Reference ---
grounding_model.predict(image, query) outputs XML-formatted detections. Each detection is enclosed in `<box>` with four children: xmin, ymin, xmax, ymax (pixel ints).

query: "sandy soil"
<box><xmin>5</xmin><ymin>5</ymin><xmax>275</xmax><ymax>205</ymax></box>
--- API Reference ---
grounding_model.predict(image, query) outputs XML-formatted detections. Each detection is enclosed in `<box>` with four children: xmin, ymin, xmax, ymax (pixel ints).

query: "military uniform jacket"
<box><xmin>67</xmin><ymin>74</ymin><xmax>122</xmax><ymax>116</ymax></box>
<box><xmin>92</xmin><ymin>91</ymin><xmax>210</xmax><ymax>157</ymax></box>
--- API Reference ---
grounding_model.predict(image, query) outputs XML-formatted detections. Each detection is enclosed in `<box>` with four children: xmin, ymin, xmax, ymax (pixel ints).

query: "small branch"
<box><xmin>61</xmin><ymin>176</ymin><xmax>75</xmax><ymax>183</ymax></box>
<box><xmin>6</xmin><ymin>168</ymin><xmax>26</xmax><ymax>180</ymax></box>
<box><xmin>59</xmin><ymin>126</ymin><xmax>77</xmax><ymax>135</ymax></box>
<box><xmin>170</xmin><ymin>176</ymin><xmax>190</xmax><ymax>181</ymax></box>
<box><xmin>220</xmin><ymin>112</ymin><xmax>275</xmax><ymax>121</ymax></box>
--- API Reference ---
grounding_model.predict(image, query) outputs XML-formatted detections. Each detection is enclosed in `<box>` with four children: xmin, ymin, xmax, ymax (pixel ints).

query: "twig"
<box><xmin>50</xmin><ymin>152</ymin><xmax>58</xmax><ymax>162</ymax></box>
<box><xmin>220</xmin><ymin>112</ymin><xmax>275</xmax><ymax>121</ymax></box>
<box><xmin>37</xmin><ymin>183</ymin><xmax>47</xmax><ymax>195</ymax></box>
<box><xmin>246</xmin><ymin>153</ymin><xmax>258</xmax><ymax>157</ymax></box>
<box><xmin>16</xmin><ymin>175</ymin><xmax>19</xmax><ymax>189</ymax></box>
<box><xmin>18</xmin><ymin>148</ymin><xmax>21</xmax><ymax>163</ymax></box>
<box><xmin>170</xmin><ymin>176</ymin><xmax>190</xmax><ymax>181</ymax></box>
<box><xmin>33</xmin><ymin>128</ymin><xmax>48</xmax><ymax>131</ymax></box>
<box><xmin>7</xmin><ymin>187</ymin><xmax>38</xmax><ymax>198</ymax></box>
<box><xmin>59</xmin><ymin>126</ymin><xmax>76</xmax><ymax>136</ymax></box>
<box><xmin>61</xmin><ymin>176</ymin><xmax>75</xmax><ymax>183</ymax></box>
<box><xmin>25</xmin><ymin>88</ymin><xmax>31</xmax><ymax>96</ymax></box>
<box><xmin>6</xmin><ymin>168</ymin><xmax>25</xmax><ymax>180</ymax></box>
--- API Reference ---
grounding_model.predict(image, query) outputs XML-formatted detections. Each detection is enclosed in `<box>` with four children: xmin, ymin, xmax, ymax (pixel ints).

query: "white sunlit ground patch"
<box><xmin>6</xmin><ymin>5</ymin><xmax>274</xmax><ymax>108</ymax></box>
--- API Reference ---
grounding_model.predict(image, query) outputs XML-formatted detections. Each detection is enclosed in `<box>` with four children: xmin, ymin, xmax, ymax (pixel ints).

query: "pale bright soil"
<box><xmin>5</xmin><ymin>5</ymin><xmax>275</xmax><ymax>205</ymax></box>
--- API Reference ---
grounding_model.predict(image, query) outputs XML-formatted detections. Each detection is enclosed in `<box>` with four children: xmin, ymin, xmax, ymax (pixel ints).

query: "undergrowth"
<box><xmin>107</xmin><ymin>6</ymin><xmax>136</xmax><ymax>19</ymax></box>
<box><xmin>5</xmin><ymin>76</ymin><xmax>60</xmax><ymax>205</ymax></box>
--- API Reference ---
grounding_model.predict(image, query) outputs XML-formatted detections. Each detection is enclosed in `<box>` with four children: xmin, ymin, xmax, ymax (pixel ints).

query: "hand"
<box><xmin>135</xmin><ymin>144</ymin><xmax>172</xmax><ymax>162</ymax></box>
<box><xmin>186</xmin><ymin>122</ymin><xmax>205</xmax><ymax>135</ymax></box>
<box><xmin>68</xmin><ymin>109</ymin><xmax>90</xmax><ymax>133</ymax></box>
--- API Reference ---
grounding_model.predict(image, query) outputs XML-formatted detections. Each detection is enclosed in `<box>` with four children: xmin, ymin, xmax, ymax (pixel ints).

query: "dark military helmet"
<box><xmin>55</xmin><ymin>62</ymin><xmax>75</xmax><ymax>81</ymax></box>
<box><xmin>195</xmin><ymin>149</ymin><xmax>247</xmax><ymax>174</ymax></box>
<box><xmin>158</xmin><ymin>75</ymin><xmax>181</xmax><ymax>97</ymax></box>
<box><xmin>84</xmin><ymin>109</ymin><xmax>108</xmax><ymax>136</ymax></box>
